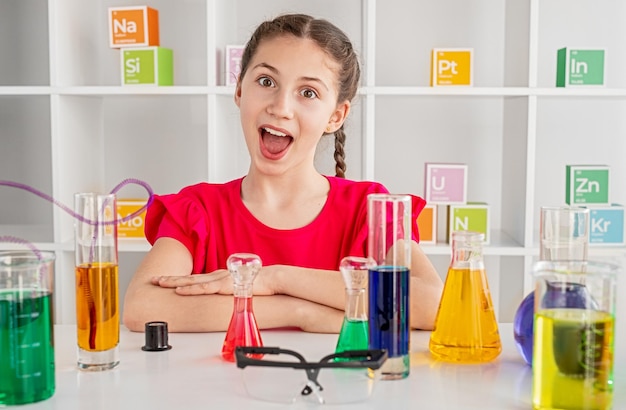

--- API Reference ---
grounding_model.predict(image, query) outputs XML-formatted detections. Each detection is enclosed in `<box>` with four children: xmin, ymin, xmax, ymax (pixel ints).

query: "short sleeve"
<box><xmin>144</xmin><ymin>191</ymin><xmax>209</xmax><ymax>272</ymax></box>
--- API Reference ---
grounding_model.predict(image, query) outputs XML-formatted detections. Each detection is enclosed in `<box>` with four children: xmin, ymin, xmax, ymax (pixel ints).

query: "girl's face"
<box><xmin>235</xmin><ymin>35</ymin><xmax>350</xmax><ymax>177</ymax></box>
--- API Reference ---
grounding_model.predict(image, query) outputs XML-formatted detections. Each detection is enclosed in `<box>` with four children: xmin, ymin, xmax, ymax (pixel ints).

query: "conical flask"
<box><xmin>334</xmin><ymin>256</ymin><xmax>374</xmax><ymax>360</ymax></box>
<box><xmin>221</xmin><ymin>253</ymin><xmax>263</xmax><ymax>362</ymax></box>
<box><xmin>429</xmin><ymin>231</ymin><xmax>501</xmax><ymax>363</ymax></box>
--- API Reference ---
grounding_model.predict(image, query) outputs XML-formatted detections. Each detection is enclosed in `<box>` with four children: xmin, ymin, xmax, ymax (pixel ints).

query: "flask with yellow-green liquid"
<box><xmin>429</xmin><ymin>231</ymin><xmax>501</xmax><ymax>363</ymax></box>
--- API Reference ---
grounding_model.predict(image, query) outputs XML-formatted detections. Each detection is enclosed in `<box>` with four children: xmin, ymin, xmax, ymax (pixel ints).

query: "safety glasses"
<box><xmin>235</xmin><ymin>346</ymin><xmax>388</xmax><ymax>405</ymax></box>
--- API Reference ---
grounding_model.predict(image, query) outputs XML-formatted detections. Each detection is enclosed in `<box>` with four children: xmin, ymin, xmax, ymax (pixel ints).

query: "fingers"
<box><xmin>151</xmin><ymin>270</ymin><xmax>230</xmax><ymax>288</ymax></box>
<box><xmin>174</xmin><ymin>281</ymin><xmax>221</xmax><ymax>296</ymax></box>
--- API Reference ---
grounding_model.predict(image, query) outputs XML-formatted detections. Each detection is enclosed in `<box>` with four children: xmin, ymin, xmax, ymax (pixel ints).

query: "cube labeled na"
<box><xmin>122</xmin><ymin>47</ymin><xmax>173</xmax><ymax>86</ymax></box>
<box><xmin>109</xmin><ymin>6</ymin><xmax>159</xmax><ymax>48</ymax></box>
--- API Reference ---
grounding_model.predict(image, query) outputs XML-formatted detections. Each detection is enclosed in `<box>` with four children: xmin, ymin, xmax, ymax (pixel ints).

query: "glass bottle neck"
<box><xmin>344</xmin><ymin>288</ymin><xmax>367</xmax><ymax>320</ymax></box>
<box><xmin>233</xmin><ymin>284</ymin><xmax>253</xmax><ymax>298</ymax></box>
<box><xmin>450</xmin><ymin>241</ymin><xmax>484</xmax><ymax>270</ymax></box>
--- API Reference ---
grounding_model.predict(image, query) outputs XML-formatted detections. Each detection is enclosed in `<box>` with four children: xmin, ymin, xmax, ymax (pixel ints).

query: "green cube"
<box><xmin>122</xmin><ymin>47</ymin><xmax>173</xmax><ymax>86</ymax></box>
<box><xmin>566</xmin><ymin>165</ymin><xmax>610</xmax><ymax>205</ymax></box>
<box><xmin>556</xmin><ymin>48</ymin><xmax>605</xmax><ymax>87</ymax></box>
<box><xmin>447</xmin><ymin>203</ymin><xmax>490</xmax><ymax>244</ymax></box>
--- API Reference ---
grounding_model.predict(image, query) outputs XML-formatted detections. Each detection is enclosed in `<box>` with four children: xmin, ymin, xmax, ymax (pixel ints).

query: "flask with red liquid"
<box><xmin>221</xmin><ymin>253</ymin><xmax>263</xmax><ymax>362</ymax></box>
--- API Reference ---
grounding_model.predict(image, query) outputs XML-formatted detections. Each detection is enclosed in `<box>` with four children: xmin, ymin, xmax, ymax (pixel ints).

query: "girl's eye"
<box><xmin>301</xmin><ymin>88</ymin><xmax>318</xmax><ymax>99</ymax></box>
<box><xmin>257</xmin><ymin>76</ymin><xmax>274</xmax><ymax>87</ymax></box>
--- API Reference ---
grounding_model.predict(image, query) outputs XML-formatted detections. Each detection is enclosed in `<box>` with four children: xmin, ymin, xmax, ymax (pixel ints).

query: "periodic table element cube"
<box><xmin>556</xmin><ymin>48</ymin><xmax>606</xmax><ymax>87</ymax></box>
<box><xmin>417</xmin><ymin>204</ymin><xmax>437</xmax><ymax>244</ymax></box>
<box><xmin>424</xmin><ymin>163</ymin><xmax>468</xmax><ymax>204</ymax></box>
<box><xmin>588</xmin><ymin>205</ymin><xmax>625</xmax><ymax>246</ymax></box>
<box><xmin>430</xmin><ymin>48</ymin><xmax>473</xmax><ymax>86</ymax></box>
<box><xmin>225</xmin><ymin>45</ymin><xmax>245</xmax><ymax>86</ymax></box>
<box><xmin>565</xmin><ymin>165</ymin><xmax>610</xmax><ymax>205</ymax></box>
<box><xmin>109</xmin><ymin>6</ymin><xmax>159</xmax><ymax>48</ymax></box>
<box><xmin>447</xmin><ymin>203</ymin><xmax>490</xmax><ymax>244</ymax></box>
<box><xmin>122</xmin><ymin>47</ymin><xmax>173</xmax><ymax>86</ymax></box>
<box><xmin>117</xmin><ymin>199</ymin><xmax>148</xmax><ymax>239</ymax></box>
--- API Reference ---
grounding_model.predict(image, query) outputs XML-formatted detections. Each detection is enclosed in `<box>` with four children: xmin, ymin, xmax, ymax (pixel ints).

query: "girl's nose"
<box><xmin>267</xmin><ymin>89</ymin><xmax>294</xmax><ymax>119</ymax></box>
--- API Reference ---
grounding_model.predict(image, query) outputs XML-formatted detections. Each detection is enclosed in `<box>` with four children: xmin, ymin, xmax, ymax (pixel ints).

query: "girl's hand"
<box><xmin>151</xmin><ymin>268</ymin><xmax>276</xmax><ymax>296</ymax></box>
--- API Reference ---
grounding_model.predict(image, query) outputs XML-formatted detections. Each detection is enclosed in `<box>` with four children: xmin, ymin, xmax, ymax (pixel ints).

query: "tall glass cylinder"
<box><xmin>540</xmin><ymin>206</ymin><xmax>590</xmax><ymax>261</ymax></box>
<box><xmin>74</xmin><ymin>193</ymin><xmax>119</xmax><ymax>371</ymax></box>
<box><xmin>367</xmin><ymin>194</ymin><xmax>411</xmax><ymax>380</ymax></box>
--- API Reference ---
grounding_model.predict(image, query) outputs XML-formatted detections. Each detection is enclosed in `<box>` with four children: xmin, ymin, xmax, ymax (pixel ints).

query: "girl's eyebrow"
<box><xmin>252</xmin><ymin>62</ymin><xmax>329</xmax><ymax>91</ymax></box>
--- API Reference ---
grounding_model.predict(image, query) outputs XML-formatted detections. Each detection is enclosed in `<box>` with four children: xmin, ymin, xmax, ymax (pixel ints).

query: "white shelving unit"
<box><xmin>1</xmin><ymin>0</ymin><xmax>625</xmax><ymax>324</ymax></box>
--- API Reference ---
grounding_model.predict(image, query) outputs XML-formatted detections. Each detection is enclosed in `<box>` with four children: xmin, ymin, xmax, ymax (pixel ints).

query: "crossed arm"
<box><xmin>122</xmin><ymin>237</ymin><xmax>443</xmax><ymax>333</ymax></box>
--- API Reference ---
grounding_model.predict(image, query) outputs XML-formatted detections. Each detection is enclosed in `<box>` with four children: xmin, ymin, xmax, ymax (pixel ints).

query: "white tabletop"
<box><xmin>16</xmin><ymin>321</ymin><xmax>626</xmax><ymax>410</ymax></box>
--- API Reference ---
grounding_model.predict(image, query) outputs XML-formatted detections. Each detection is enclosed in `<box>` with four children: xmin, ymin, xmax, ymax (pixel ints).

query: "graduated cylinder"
<box><xmin>367</xmin><ymin>193</ymin><xmax>411</xmax><ymax>380</ymax></box>
<box><xmin>429</xmin><ymin>231</ymin><xmax>501</xmax><ymax>363</ymax></box>
<box><xmin>74</xmin><ymin>193</ymin><xmax>120</xmax><ymax>371</ymax></box>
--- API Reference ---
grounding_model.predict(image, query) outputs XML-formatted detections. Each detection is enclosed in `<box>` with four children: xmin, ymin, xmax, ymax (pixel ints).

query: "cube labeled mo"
<box><xmin>109</xmin><ymin>6</ymin><xmax>159</xmax><ymax>48</ymax></box>
<box><xmin>117</xmin><ymin>199</ymin><xmax>148</xmax><ymax>239</ymax></box>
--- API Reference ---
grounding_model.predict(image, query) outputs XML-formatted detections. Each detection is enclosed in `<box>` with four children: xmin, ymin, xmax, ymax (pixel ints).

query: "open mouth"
<box><xmin>260</xmin><ymin>127</ymin><xmax>293</xmax><ymax>156</ymax></box>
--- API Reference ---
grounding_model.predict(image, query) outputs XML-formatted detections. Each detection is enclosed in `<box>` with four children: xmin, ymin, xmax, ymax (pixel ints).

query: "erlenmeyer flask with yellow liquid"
<box><xmin>429</xmin><ymin>231</ymin><xmax>501</xmax><ymax>363</ymax></box>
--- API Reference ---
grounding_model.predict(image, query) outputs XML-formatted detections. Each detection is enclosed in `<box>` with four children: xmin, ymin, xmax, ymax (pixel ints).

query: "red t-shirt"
<box><xmin>145</xmin><ymin>176</ymin><xmax>426</xmax><ymax>274</ymax></box>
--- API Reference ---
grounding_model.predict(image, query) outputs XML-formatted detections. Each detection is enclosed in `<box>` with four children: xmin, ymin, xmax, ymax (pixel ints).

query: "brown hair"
<box><xmin>238</xmin><ymin>14</ymin><xmax>360</xmax><ymax>178</ymax></box>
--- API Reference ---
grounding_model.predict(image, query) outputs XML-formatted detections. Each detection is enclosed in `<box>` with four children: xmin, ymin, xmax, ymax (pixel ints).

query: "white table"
<box><xmin>17</xmin><ymin>322</ymin><xmax>626</xmax><ymax>410</ymax></box>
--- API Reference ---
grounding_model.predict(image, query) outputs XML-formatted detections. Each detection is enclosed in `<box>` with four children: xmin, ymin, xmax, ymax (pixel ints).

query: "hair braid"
<box><xmin>334</xmin><ymin>126</ymin><xmax>346</xmax><ymax>178</ymax></box>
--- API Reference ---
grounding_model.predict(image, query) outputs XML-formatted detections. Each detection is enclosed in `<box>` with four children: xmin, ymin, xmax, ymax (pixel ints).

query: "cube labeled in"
<box><xmin>417</xmin><ymin>204</ymin><xmax>437</xmax><ymax>244</ymax></box>
<box><xmin>556</xmin><ymin>48</ymin><xmax>606</xmax><ymax>87</ymax></box>
<box><xmin>117</xmin><ymin>199</ymin><xmax>148</xmax><ymax>239</ymax></box>
<box><xmin>225</xmin><ymin>45</ymin><xmax>245</xmax><ymax>86</ymax></box>
<box><xmin>109</xmin><ymin>6</ymin><xmax>159</xmax><ymax>48</ymax></box>
<box><xmin>424</xmin><ymin>163</ymin><xmax>467</xmax><ymax>204</ymax></box>
<box><xmin>122</xmin><ymin>47</ymin><xmax>173</xmax><ymax>85</ymax></box>
<box><xmin>589</xmin><ymin>205</ymin><xmax>624</xmax><ymax>246</ymax></box>
<box><xmin>431</xmin><ymin>48</ymin><xmax>473</xmax><ymax>86</ymax></box>
<box><xmin>565</xmin><ymin>165</ymin><xmax>610</xmax><ymax>205</ymax></box>
<box><xmin>447</xmin><ymin>203</ymin><xmax>490</xmax><ymax>244</ymax></box>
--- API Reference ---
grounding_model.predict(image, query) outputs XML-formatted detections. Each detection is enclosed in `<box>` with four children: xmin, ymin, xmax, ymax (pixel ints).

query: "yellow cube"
<box><xmin>431</xmin><ymin>48</ymin><xmax>473</xmax><ymax>86</ymax></box>
<box><xmin>117</xmin><ymin>199</ymin><xmax>148</xmax><ymax>238</ymax></box>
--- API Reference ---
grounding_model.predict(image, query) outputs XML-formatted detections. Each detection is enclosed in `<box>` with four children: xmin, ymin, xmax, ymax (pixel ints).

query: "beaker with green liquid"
<box><xmin>334</xmin><ymin>256</ymin><xmax>374</xmax><ymax>360</ymax></box>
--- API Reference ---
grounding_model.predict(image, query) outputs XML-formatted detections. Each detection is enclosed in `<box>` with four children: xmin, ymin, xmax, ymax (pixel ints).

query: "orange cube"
<box><xmin>417</xmin><ymin>204</ymin><xmax>437</xmax><ymax>244</ymax></box>
<box><xmin>109</xmin><ymin>6</ymin><xmax>159</xmax><ymax>48</ymax></box>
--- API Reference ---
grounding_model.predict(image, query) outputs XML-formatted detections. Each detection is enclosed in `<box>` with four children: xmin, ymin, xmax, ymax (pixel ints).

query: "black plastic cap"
<box><xmin>142</xmin><ymin>321</ymin><xmax>172</xmax><ymax>351</ymax></box>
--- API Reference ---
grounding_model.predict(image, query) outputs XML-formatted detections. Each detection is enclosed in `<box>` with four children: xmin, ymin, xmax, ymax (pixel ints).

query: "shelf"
<box><xmin>2</xmin><ymin>0</ymin><xmax>625</xmax><ymax>324</ymax></box>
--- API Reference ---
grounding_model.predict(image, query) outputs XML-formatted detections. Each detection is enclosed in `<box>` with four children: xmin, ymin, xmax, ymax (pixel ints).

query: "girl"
<box><xmin>123</xmin><ymin>14</ymin><xmax>443</xmax><ymax>333</ymax></box>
